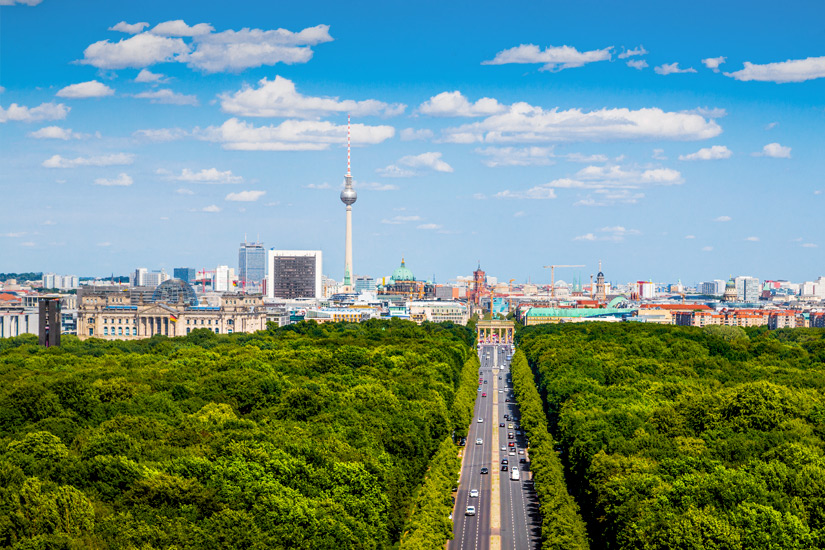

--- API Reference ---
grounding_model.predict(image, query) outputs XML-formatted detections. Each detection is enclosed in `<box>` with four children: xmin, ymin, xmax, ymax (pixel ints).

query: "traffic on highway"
<box><xmin>449</xmin><ymin>344</ymin><xmax>541</xmax><ymax>550</ymax></box>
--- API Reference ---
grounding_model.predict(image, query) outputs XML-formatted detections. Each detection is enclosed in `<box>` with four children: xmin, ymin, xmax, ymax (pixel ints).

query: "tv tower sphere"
<box><xmin>340</xmin><ymin>181</ymin><xmax>357</xmax><ymax>205</ymax></box>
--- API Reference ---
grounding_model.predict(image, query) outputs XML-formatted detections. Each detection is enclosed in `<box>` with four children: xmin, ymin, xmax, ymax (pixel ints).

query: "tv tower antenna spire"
<box><xmin>340</xmin><ymin>114</ymin><xmax>357</xmax><ymax>289</ymax></box>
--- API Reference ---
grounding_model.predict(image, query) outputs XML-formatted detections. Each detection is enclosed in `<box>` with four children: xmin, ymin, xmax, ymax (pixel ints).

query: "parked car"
<box><xmin>501</xmin><ymin>465</ymin><xmax>508</xmax><ymax>471</ymax></box>
<box><xmin>466</xmin><ymin>506</ymin><xmax>476</xmax><ymax>516</ymax></box>
<box><xmin>501</xmin><ymin>458</ymin><xmax>508</xmax><ymax>464</ymax></box>
<box><xmin>499</xmin><ymin>422</ymin><xmax>505</xmax><ymax>427</ymax></box>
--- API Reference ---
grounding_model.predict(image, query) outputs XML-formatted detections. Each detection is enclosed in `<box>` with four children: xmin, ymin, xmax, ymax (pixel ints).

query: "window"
<box><xmin>118</xmin><ymin>327</ymin><xmax>123</xmax><ymax>335</ymax></box>
<box><xmin>208</xmin><ymin>319</ymin><xmax>212</xmax><ymax>325</ymax></box>
<box><xmin>104</xmin><ymin>327</ymin><xmax>108</xmax><ymax>335</ymax></box>
<box><xmin>103</xmin><ymin>318</ymin><xmax>107</xmax><ymax>324</ymax></box>
<box><xmin>215</xmin><ymin>328</ymin><xmax>219</xmax><ymax>334</ymax></box>
<box><xmin>119</xmin><ymin>318</ymin><xmax>122</xmax><ymax>324</ymax></box>
<box><xmin>125</xmin><ymin>327</ymin><xmax>130</xmax><ymax>336</ymax></box>
<box><xmin>89</xmin><ymin>328</ymin><xmax>93</xmax><ymax>336</ymax></box>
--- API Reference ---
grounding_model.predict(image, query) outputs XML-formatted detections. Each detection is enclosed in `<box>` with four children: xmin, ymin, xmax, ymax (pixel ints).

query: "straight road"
<box><xmin>451</xmin><ymin>343</ymin><xmax>541</xmax><ymax>550</ymax></box>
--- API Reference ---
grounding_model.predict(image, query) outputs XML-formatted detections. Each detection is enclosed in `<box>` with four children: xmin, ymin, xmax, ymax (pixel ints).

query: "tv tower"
<box><xmin>340</xmin><ymin>115</ymin><xmax>357</xmax><ymax>290</ymax></box>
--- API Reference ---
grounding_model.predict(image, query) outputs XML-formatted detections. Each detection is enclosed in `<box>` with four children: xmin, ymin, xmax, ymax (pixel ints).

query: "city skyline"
<box><xmin>1</xmin><ymin>0</ymin><xmax>823</xmax><ymax>283</ymax></box>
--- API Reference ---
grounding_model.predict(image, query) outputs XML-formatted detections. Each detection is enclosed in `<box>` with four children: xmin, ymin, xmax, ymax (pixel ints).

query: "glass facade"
<box><xmin>271</xmin><ymin>255</ymin><xmax>317</xmax><ymax>299</ymax></box>
<box><xmin>173</xmin><ymin>267</ymin><xmax>196</xmax><ymax>283</ymax></box>
<box><xmin>238</xmin><ymin>242</ymin><xmax>266</xmax><ymax>288</ymax></box>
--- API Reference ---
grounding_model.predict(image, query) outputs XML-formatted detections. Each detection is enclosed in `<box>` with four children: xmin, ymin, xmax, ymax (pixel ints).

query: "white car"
<box><xmin>466</xmin><ymin>506</ymin><xmax>476</xmax><ymax>516</ymax></box>
<box><xmin>509</xmin><ymin>449</ymin><xmax>516</xmax><ymax>455</ymax></box>
<box><xmin>518</xmin><ymin>449</ymin><xmax>525</xmax><ymax>455</ymax></box>
<box><xmin>477</xmin><ymin>418</ymin><xmax>483</xmax><ymax>423</ymax></box>
<box><xmin>469</xmin><ymin>489</ymin><xmax>479</xmax><ymax>498</ymax></box>
<box><xmin>500</xmin><ymin>446</ymin><xmax>506</xmax><ymax>451</ymax></box>
<box><xmin>476</xmin><ymin>438</ymin><xmax>483</xmax><ymax>445</ymax></box>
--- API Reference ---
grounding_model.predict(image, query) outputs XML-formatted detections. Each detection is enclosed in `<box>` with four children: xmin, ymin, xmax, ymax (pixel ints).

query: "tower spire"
<box><xmin>347</xmin><ymin>114</ymin><xmax>351</xmax><ymax>177</ymax></box>
<box><xmin>340</xmin><ymin>114</ymin><xmax>357</xmax><ymax>289</ymax></box>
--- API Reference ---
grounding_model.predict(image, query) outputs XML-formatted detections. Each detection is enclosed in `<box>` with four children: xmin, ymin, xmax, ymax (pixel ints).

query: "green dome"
<box><xmin>391</xmin><ymin>258</ymin><xmax>415</xmax><ymax>282</ymax></box>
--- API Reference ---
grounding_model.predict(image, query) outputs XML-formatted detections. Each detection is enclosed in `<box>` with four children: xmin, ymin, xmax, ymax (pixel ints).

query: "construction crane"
<box><xmin>542</xmin><ymin>264</ymin><xmax>585</xmax><ymax>298</ymax></box>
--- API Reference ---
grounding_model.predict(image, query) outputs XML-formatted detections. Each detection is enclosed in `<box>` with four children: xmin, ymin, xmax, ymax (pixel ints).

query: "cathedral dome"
<box><xmin>391</xmin><ymin>258</ymin><xmax>415</xmax><ymax>282</ymax></box>
<box><xmin>152</xmin><ymin>278</ymin><xmax>198</xmax><ymax>306</ymax></box>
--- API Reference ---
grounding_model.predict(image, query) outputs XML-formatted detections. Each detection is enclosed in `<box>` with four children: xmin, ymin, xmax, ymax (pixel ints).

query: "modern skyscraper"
<box><xmin>238</xmin><ymin>240</ymin><xmax>266</xmax><ymax>290</ymax></box>
<box><xmin>174</xmin><ymin>268</ymin><xmax>196</xmax><ymax>284</ymax></box>
<box><xmin>734</xmin><ymin>275</ymin><xmax>761</xmax><ymax>302</ymax></box>
<box><xmin>267</xmin><ymin>250</ymin><xmax>323</xmax><ymax>299</ymax></box>
<box><xmin>340</xmin><ymin>115</ymin><xmax>357</xmax><ymax>291</ymax></box>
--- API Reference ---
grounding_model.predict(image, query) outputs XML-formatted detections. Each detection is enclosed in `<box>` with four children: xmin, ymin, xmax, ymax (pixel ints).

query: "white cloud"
<box><xmin>725</xmin><ymin>56</ymin><xmax>825</xmax><ymax>83</ymax></box>
<box><xmin>483</xmin><ymin>44</ymin><xmax>612</xmax><ymax>71</ymax></box>
<box><xmin>97</xmin><ymin>242</ymin><xmax>111</xmax><ymax>247</ymax></box>
<box><xmin>133</xmin><ymin>89</ymin><xmax>198</xmax><ymax>106</ymax></box>
<box><xmin>654</xmin><ymin>63</ymin><xmax>697</xmax><ymax>75</ymax></box>
<box><xmin>20</xmin><ymin>242</ymin><xmax>36</xmax><ymax>247</ymax></box>
<box><xmin>377</xmin><ymin>152</ymin><xmax>453</xmax><ymax>177</ymax></box>
<box><xmin>0</xmin><ymin>102</ymin><xmax>69</xmax><ymax>123</ymax></box>
<box><xmin>1</xmin><ymin>232</ymin><xmax>25</xmax><ymax>237</ymax></box>
<box><xmin>815</xmin><ymin>190</ymin><xmax>822</xmax><ymax>195</ymax></box>
<box><xmin>184</xmin><ymin>24</ymin><xmax>334</xmax><ymax>72</ymax></box>
<box><xmin>354</xmin><ymin>181</ymin><xmax>399</xmax><ymax>191</ymax></box>
<box><xmin>714</xmin><ymin>215</ymin><xmax>732</xmax><ymax>222</ymax></box>
<box><xmin>150</xmin><ymin>20</ymin><xmax>214</xmax><ymax>37</ymax></box>
<box><xmin>0</xmin><ymin>86</ymin><xmax>4</xmax><ymax>93</ymax></box>
<box><xmin>41</xmin><ymin>220</ymin><xmax>55</xmax><ymax>226</ymax></box>
<box><xmin>702</xmin><ymin>56</ymin><xmax>726</xmax><ymax>72</ymax></box>
<box><xmin>109</xmin><ymin>21</ymin><xmax>149</xmax><ymax>34</ymax></box>
<box><xmin>564</xmin><ymin>152</ymin><xmax>608</xmax><ymax>163</ymax></box>
<box><xmin>627</xmin><ymin>59</ymin><xmax>648</xmax><ymax>70</ymax></box>
<box><xmin>0</xmin><ymin>0</ymin><xmax>42</xmax><ymax>5</ymax></box>
<box><xmin>765</xmin><ymin>122</ymin><xmax>778</xmax><ymax>130</ymax></box>
<box><xmin>43</xmin><ymin>153</ymin><xmax>134</xmax><ymax>168</ymax></box>
<box><xmin>679</xmin><ymin>145</ymin><xmax>732</xmax><ymax>161</ymax></box>
<box><xmin>801</xmin><ymin>243</ymin><xmax>818</xmax><ymax>248</ymax></box>
<box><xmin>514</xmin><ymin>211</ymin><xmax>526</xmax><ymax>218</ymax></box>
<box><xmin>495</xmin><ymin>186</ymin><xmax>557</xmax><ymax>200</ymax></box>
<box><xmin>745</xmin><ymin>236</ymin><xmax>759</xmax><ymax>242</ymax></box>
<box><xmin>652</xmin><ymin>148</ymin><xmax>667</xmax><ymax>160</ymax></box>
<box><xmin>133</xmin><ymin>127</ymin><xmax>188</xmax><ymax>141</ymax></box>
<box><xmin>684</xmin><ymin>107</ymin><xmax>727</xmax><ymax>118</ymax></box>
<box><xmin>440</xmin><ymin>102</ymin><xmax>721</xmax><ymax>143</ymax></box>
<box><xmin>79</xmin><ymin>33</ymin><xmax>190</xmax><ymax>69</ymax></box>
<box><xmin>196</xmin><ymin>118</ymin><xmax>394</xmax><ymax>151</ymax></box>
<box><xmin>702</xmin><ymin>246</ymin><xmax>714</xmax><ymax>252</ymax></box>
<box><xmin>417</xmin><ymin>223</ymin><xmax>442</xmax><ymax>230</ymax></box>
<box><xmin>618</xmin><ymin>46</ymin><xmax>647</xmax><ymax>59</ymax></box>
<box><xmin>219</xmin><ymin>76</ymin><xmax>403</xmax><ymax>118</ymax></box>
<box><xmin>201</xmin><ymin>205</ymin><xmax>221</xmax><ymax>213</ymax></box>
<box><xmin>475</xmin><ymin>146</ymin><xmax>554</xmax><ymax>167</ymax></box>
<box><xmin>134</xmin><ymin>68</ymin><xmax>166</xmax><ymax>82</ymax></box>
<box><xmin>382</xmin><ymin>215</ymin><xmax>421</xmax><ymax>224</ymax></box>
<box><xmin>573</xmin><ymin>189</ymin><xmax>644</xmax><ymax>206</ymax></box>
<box><xmin>472</xmin><ymin>193</ymin><xmax>487</xmax><ymax>200</ymax></box>
<box><xmin>756</xmin><ymin>142</ymin><xmax>791</xmax><ymax>158</ymax></box>
<box><xmin>56</xmin><ymin>80</ymin><xmax>115</xmax><ymax>98</ymax></box>
<box><xmin>305</xmin><ymin>182</ymin><xmax>331</xmax><ymax>190</ymax></box>
<box><xmin>28</xmin><ymin>126</ymin><xmax>88</xmax><ymax>140</ymax></box>
<box><xmin>401</xmin><ymin>128</ymin><xmax>434</xmax><ymax>141</ymax></box>
<box><xmin>418</xmin><ymin>91</ymin><xmax>506</xmax><ymax>117</ymax></box>
<box><xmin>94</xmin><ymin>173</ymin><xmax>133</xmax><ymax>186</ymax></box>
<box><xmin>225</xmin><ymin>190</ymin><xmax>265</xmax><ymax>202</ymax></box>
<box><xmin>176</xmin><ymin>188</ymin><xmax>194</xmax><ymax>195</ymax></box>
<box><xmin>574</xmin><ymin>233</ymin><xmax>596</xmax><ymax>241</ymax></box>
<box><xmin>685</xmin><ymin>235</ymin><xmax>695</xmax><ymax>239</ymax></box>
<box><xmin>174</xmin><ymin>168</ymin><xmax>242</xmax><ymax>183</ymax></box>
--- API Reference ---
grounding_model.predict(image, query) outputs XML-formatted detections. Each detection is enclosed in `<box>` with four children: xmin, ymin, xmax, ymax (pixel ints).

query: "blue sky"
<box><xmin>1</xmin><ymin>0</ymin><xmax>823</xmax><ymax>286</ymax></box>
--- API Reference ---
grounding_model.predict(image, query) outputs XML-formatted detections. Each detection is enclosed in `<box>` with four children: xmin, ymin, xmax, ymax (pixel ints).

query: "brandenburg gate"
<box><xmin>476</xmin><ymin>319</ymin><xmax>515</xmax><ymax>344</ymax></box>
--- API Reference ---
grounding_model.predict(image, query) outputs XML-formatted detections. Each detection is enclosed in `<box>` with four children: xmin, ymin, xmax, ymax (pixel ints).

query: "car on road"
<box><xmin>519</xmin><ymin>458</ymin><xmax>527</xmax><ymax>463</ymax></box>
<box><xmin>500</xmin><ymin>446</ymin><xmax>506</xmax><ymax>451</ymax></box>
<box><xmin>508</xmin><ymin>423</ymin><xmax>514</xmax><ymax>429</ymax></box>
<box><xmin>476</xmin><ymin>438</ymin><xmax>483</xmax><ymax>445</ymax></box>
<box><xmin>510</xmin><ymin>468</ymin><xmax>520</xmax><ymax>481</ymax></box>
<box><xmin>480</xmin><ymin>467</ymin><xmax>488</xmax><ymax>474</ymax></box>
<box><xmin>508</xmin><ymin>433</ymin><xmax>514</xmax><ymax>439</ymax></box>
<box><xmin>465</xmin><ymin>506</ymin><xmax>476</xmax><ymax>516</ymax></box>
<box><xmin>518</xmin><ymin>449</ymin><xmax>524</xmax><ymax>455</ymax></box>
<box><xmin>505</xmin><ymin>398</ymin><xmax>510</xmax><ymax>402</ymax></box>
<box><xmin>484</xmin><ymin>380</ymin><xmax>487</xmax><ymax>384</ymax></box>
<box><xmin>501</xmin><ymin>465</ymin><xmax>508</xmax><ymax>471</ymax></box>
<box><xmin>508</xmin><ymin>442</ymin><xmax>515</xmax><ymax>447</ymax></box>
<box><xmin>509</xmin><ymin>449</ymin><xmax>516</xmax><ymax>455</ymax></box>
<box><xmin>501</xmin><ymin>458</ymin><xmax>508</xmax><ymax>464</ymax></box>
<box><xmin>482</xmin><ymin>392</ymin><xmax>487</xmax><ymax>397</ymax></box>
<box><xmin>477</xmin><ymin>387</ymin><xmax>482</xmax><ymax>392</ymax></box>
<box><xmin>469</xmin><ymin>489</ymin><xmax>479</xmax><ymax>498</ymax></box>
<box><xmin>499</xmin><ymin>422</ymin><xmax>505</xmax><ymax>427</ymax></box>
<box><xmin>477</xmin><ymin>418</ymin><xmax>483</xmax><ymax>423</ymax></box>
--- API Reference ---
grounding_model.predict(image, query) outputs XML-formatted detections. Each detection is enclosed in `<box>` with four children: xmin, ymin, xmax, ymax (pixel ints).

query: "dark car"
<box><xmin>501</xmin><ymin>465</ymin><xmax>508</xmax><ymax>471</ymax></box>
<box><xmin>480</xmin><ymin>467</ymin><xmax>489</xmax><ymax>474</ymax></box>
<box><xmin>505</xmin><ymin>398</ymin><xmax>510</xmax><ymax>402</ymax></box>
<box><xmin>501</xmin><ymin>458</ymin><xmax>508</xmax><ymax>464</ymax></box>
<box><xmin>519</xmin><ymin>458</ymin><xmax>527</xmax><ymax>463</ymax></box>
<box><xmin>499</xmin><ymin>422</ymin><xmax>505</xmax><ymax>427</ymax></box>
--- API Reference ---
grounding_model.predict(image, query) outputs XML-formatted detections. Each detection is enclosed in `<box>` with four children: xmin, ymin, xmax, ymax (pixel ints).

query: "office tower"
<box><xmin>238</xmin><ymin>240</ymin><xmax>266</xmax><ymax>290</ymax></box>
<box><xmin>734</xmin><ymin>276</ymin><xmax>760</xmax><ymax>302</ymax></box>
<box><xmin>354</xmin><ymin>275</ymin><xmax>375</xmax><ymax>293</ymax></box>
<box><xmin>267</xmin><ymin>250</ymin><xmax>322</xmax><ymax>299</ymax></box>
<box><xmin>174</xmin><ymin>268</ymin><xmax>196</xmax><ymax>284</ymax></box>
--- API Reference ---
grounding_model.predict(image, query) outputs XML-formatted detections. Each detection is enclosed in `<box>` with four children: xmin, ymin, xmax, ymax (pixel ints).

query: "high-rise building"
<box><xmin>354</xmin><ymin>275</ymin><xmax>375</xmax><ymax>293</ymax></box>
<box><xmin>340</xmin><ymin>115</ymin><xmax>357</xmax><ymax>291</ymax></box>
<box><xmin>734</xmin><ymin>276</ymin><xmax>760</xmax><ymax>302</ymax></box>
<box><xmin>42</xmin><ymin>273</ymin><xmax>56</xmax><ymax>289</ymax></box>
<box><xmin>267</xmin><ymin>250</ymin><xmax>322</xmax><ymax>299</ymax></box>
<box><xmin>238</xmin><ymin>241</ymin><xmax>266</xmax><ymax>290</ymax></box>
<box><xmin>214</xmin><ymin>265</ymin><xmax>233</xmax><ymax>292</ymax></box>
<box><xmin>174</xmin><ymin>268</ymin><xmax>196</xmax><ymax>284</ymax></box>
<box><xmin>132</xmin><ymin>268</ymin><xmax>148</xmax><ymax>287</ymax></box>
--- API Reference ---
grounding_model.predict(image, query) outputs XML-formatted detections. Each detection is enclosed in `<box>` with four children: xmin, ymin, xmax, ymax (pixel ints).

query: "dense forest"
<box><xmin>0</xmin><ymin>319</ymin><xmax>475</xmax><ymax>549</ymax></box>
<box><xmin>518</xmin><ymin>323</ymin><xmax>825</xmax><ymax>549</ymax></box>
<box><xmin>0</xmin><ymin>273</ymin><xmax>42</xmax><ymax>283</ymax></box>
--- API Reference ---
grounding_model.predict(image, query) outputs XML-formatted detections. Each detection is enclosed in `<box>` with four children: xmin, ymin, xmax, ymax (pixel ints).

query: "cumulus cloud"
<box><xmin>702</xmin><ymin>56</ymin><xmax>726</xmax><ymax>72</ymax></box>
<box><xmin>495</xmin><ymin>187</ymin><xmax>557</xmax><ymax>200</ymax></box>
<box><xmin>176</xmin><ymin>188</ymin><xmax>194</xmax><ymax>195</ymax></box>
<box><xmin>685</xmin><ymin>235</ymin><xmax>695</xmax><ymax>239</ymax></box>
<box><xmin>0</xmin><ymin>0</ymin><xmax>42</xmax><ymax>5</ymax></box>
<box><xmin>0</xmin><ymin>102</ymin><xmax>69</xmax><ymax>123</ymax></box>
<box><xmin>133</xmin><ymin>89</ymin><xmax>198</xmax><ymax>105</ymax></box>
<box><xmin>94</xmin><ymin>173</ymin><xmax>133</xmax><ymax>186</ymax></box>
<box><xmin>225</xmin><ymin>190</ymin><xmax>265</xmax><ymax>201</ymax></box>
<box><xmin>196</xmin><ymin>118</ymin><xmax>394</xmax><ymax>151</ymax></box>
<box><xmin>627</xmin><ymin>59</ymin><xmax>648</xmax><ymax>70</ymax></box>
<box><xmin>440</xmin><ymin>102</ymin><xmax>721</xmax><ymax>143</ymax></box>
<box><xmin>56</xmin><ymin>80</ymin><xmax>115</xmax><ymax>98</ymax></box>
<box><xmin>725</xmin><ymin>56</ymin><xmax>825</xmax><ymax>83</ymax></box>
<box><xmin>377</xmin><ymin>152</ymin><xmax>453</xmax><ymax>177</ymax></box>
<box><xmin>684</xmin><ymin>107</ymin><xmax>727</xmax><ymax>118</ymax></box>
<box><xmin>574</xmin><ymin>189</ymin><xmax>645</xmax><ymax>207</ymax></box>
<box><xmin>755</xmin><ymin>142</ymin><xmax>791</xmax><ymax>158</ymax></box>
<box><xmin>765</xmin><ymin>121</ymin><xmax>778</xmax><ymax>130</ymax></box>
<box><xmin>745</xmin><ymin>236</ymin><xmax>759</xmax><ymax>242</ymax></box>
<box><xmin>702</xmin><ymin>246</ymin><xmax>714</xmax><ymax>252</ymax></box>
<box><xmin>574</xmin><ymin>226</ymin><xmax>642</xmax><ymax>241</ymax></box>
<box><xmin>801</xmin><ymin>243</ymin><xmax>818</xmax><ymax>248</ymax></box>
<box><xmin>483</xmin><ymin>44</ymin><xmax>612</xmax><ymax>71</ymax></box>
<box><xmin>354</xmin><ymin>181</ymin><xmax>399</xmax><ymax>191</ymax></box>
<box><xmin>150</xmin><ymin>20</ymin><xmax>214</xmax><ymax>37</ymax></box>
<box><xmin>43</xmin><ymin>153</ymin><xmax>134</xmax><ymax>168</ymax></box>
<box><xmin>201</xmin><ymin>205</ymin><xmax>221</xmax><ymax>213</ymax></box>
<box><xmin>133</xmin><ymin>127</ymin><xmax>188</xmax><ymax>141</ymax></box>
<box><xmin>134</xmin><ymin>68</ymin><xmax>165</xmax><ymax>82</ymax></box>
<box><xmin>28</xmin><ymin>126</ymin><xmax>89</xmax><ymax>140</ymax></box>
<box><xmin>654</xmin><ymin>63</ymin><xmax>697</xmax><ymax>75</ymax></box>
<box><xmin>417</xmin><ymin>223</ymin><xmax>443</xmax><ymax>230</ymax></box>
<box><xmin>678</xmin><ymin>145</ymin><xmax>732</xmax><ymax>161</ymax></box>
<box><xmin>400</xmin><ymin>128</ymin><xmax>434</xmax><ymax>141</ymax></box>
<box><xmin>418</xmin><ymin>91</ymin><xmax>505</xmax><ymax>117</ymax></box>
<box><xmin>714</xmin><ymin>215</ymin><xmax>732</xmax><ymax>222</ymax></box>
<box><xmin>219</xmin><ymin>76</ymin><xmax>403</xmax><ymax>118</ymax></box>
<box><xmin>652</xmin><ymin>148</ymin><xmax>666</xmax><ymax>160</ymax></box>
<box><xmin>174</xmin><ymin>168</ymin><xmax>242</xmax><ymax>183</ymax></box>
<box><xmin>109</xmin><ymin>21</ymin><xmax>149</xmax><ymax>34</ymax></box>
<box><xmin>564</xmin><ymin>152</ymin><xmax>609</xmax><ymax>163</ymax></box>
<box><xmin>382</xmin><ymin>215</ymin><xmax>421</xmax><ymax>224</ymax></box>
<box><xmin>618</xmin><ymin>46</ymin><xmax>647</xmax><ymax>59</ymax></box>
<box><xmin>79</xmin><ymin>33</ymin><xmax>190</xmax><ymax>69</ymax></box>
<box><xmin>475</xmin><ymin>146</ymin><xmax>555</xmax><ymax>167</ymax></box>
<box><xmin>304</xmin><ymin>183</ymin><xmax>331</xmax><ymax>190</ymax></box>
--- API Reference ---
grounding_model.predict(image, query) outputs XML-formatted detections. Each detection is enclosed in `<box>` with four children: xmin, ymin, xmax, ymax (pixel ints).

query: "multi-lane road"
<box><xmin>450</xmin><ymin>344</ymin><xmax>541</xmax><ymax>550</ymax></box>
